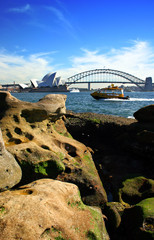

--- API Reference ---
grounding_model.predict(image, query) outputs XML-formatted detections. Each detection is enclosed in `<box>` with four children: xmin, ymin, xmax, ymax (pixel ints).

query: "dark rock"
<box><xmin>121</xmin><ymin>198</ymin><xmax>154</xmax><ymax>240</ymax></box>
<box><xmin>134</xmin><ymin>104</ymin><xmax>154</xmax><ymax>123</ymax></box>
<box><xmin>103</xmin><ymin>202</ymin><xmax>125</xmax><ymax>231</ymax></box>
<box><xmin>65</xmin><ymin>111</ymin><xmax>154</xmax><ymax>202</ymax></box>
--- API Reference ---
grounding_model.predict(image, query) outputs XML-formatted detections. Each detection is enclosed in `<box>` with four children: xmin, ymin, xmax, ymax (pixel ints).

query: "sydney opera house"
<box><xmin>19</xmin><ymin>72</ymin><xmax>69</xmax><ymax>92</ymax></box>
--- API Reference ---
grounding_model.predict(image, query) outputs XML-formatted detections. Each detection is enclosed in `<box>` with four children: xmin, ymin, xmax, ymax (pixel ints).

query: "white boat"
<box><xmin>69</xmin><ymin>88</ymin><xmax>80</xmax><ymax>93</ymax></box>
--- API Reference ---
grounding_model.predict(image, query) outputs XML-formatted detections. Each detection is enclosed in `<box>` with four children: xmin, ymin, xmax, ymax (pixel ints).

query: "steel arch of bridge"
<box><xmin>66</xmin><ymin>69</ymin><xmax>145</xmax><ymax>89</ymax></box>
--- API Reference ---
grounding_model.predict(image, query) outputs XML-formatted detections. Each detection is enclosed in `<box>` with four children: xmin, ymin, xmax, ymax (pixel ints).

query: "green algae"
<box><xmin>67</xmin><ymin>191</ymin><xmax>86</xmax><ymax>210</ymax></box>
<box><xmin>34</xmin><ymin>160</ymin><xmax>65</xmax><ymax>177</ymax></box>
<box><xmin>119</xmin><ymin>176</ymin><xmax>154</xmax><ymax>205</ymax></box>
<box><xmin>19</xmin><ymin>158</ymin><xmax>65</xmax><ymax>184</ymax></box>
<box><xmin>51</xmin><ymin>227</ymin><xmax>69</xmax><ymax>240</ymax></box>
<box><xmin>0</xmin><ymin>207</ymin><xmax>5</xmax><ymax>215</ymax></box>
<box><xmin>87</xmin><ymin>206</ymin><xmax>108</xmax><ymax>240</ymax></box>
<box><xmin>41</xmin><ymin>227</ymin><xmax>70</xmax><ymax>240</ymax></box>
<box><xmin>52</xmin><ymin>123</ymin><xmax>73</xmax><ymax>138</ymax></box>
<box><xmin>55</xmin><ymin>237</ymin><xmax>67</xmax><ymax>240</ymax></box>
<box><xmin>136</xmin><ymin>197</ymin><xmax>154</xmax><ymax>219</ymax></box>
<box><xmin>67</xmin><ymin>199</ymin><xmax>85</xmax><ymax>210</ymax></box>
<box><xmin>34</xmin><ymin>161</ymin><xmax>48</xmax><ymax>175</ymax></box>
<box><xmin>57</xmin><ymin>152</ymin><xmax>65</xmax><ymax>161</ymax></box>
<box><xmin>67</xmin><ymin>192</ymin><xmax>107</xmax><ymax>240</ymax></box>
<box><xmin>89</xmin><ymin>118</ymin><xmax>101</xmax><ymax>124</ymax></box>
<box><xmin>83</xmin><ymin>153</ymin><xmax>96</xmax><ymax>176</ymax></box>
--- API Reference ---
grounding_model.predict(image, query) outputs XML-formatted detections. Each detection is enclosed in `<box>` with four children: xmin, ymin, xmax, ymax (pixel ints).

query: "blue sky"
<box><xmin>1</xmin><ymin>0</ymin><xmax>154</xmax><ymax>84</ymax></box>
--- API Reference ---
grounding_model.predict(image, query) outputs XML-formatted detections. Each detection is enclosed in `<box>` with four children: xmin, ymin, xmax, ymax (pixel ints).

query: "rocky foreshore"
<box><xmin>0</xmin><ymin>91</ymin><xmax>153</xmax><ymax>240</ymax></box>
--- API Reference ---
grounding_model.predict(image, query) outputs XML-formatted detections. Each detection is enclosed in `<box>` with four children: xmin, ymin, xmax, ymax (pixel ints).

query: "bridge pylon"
<box><xmin>88</xmin><ymin>82</ymin><xmax>91</xmax><ymax>91</ymax></box>
<box><xmin>144</xmin><ymin>77</ymin><xmax>153</xmax><ymax>91</ymax></box>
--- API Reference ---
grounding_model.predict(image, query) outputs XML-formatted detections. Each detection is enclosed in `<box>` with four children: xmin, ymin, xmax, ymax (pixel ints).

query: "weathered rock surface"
<box><xmin>0</xmin><ymin>91</ymin><xmax>107</xmax><ymax>206</ymax></box>
<box><xmin>134</xmin><ymin>104</ymin><xmax>154</xmax><ymax>122</ymax></box>
<box><xmin>119</xmin><ymin>176</ymin><xmax>154</xmax><ymax>205</ymax></box>
<box><xmin>0</xmin><ymin>91</ymin><xmax>67</xmax><ymax>119</ymax></box>
<box><xmin>0</xmin><ymin>179</ymin><xmax>109</xmax><ymax>240</ymax></box>
<box><xmin>0</xmin><ymin>128</ymin><xmax>22</xmax><ymax>191</ymax></box>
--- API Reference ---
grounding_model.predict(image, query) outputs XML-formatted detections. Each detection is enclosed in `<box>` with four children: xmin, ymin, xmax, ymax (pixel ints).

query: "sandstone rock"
<box><xmin>0</xmin><ymin>129</ymin><xmax>22</xmax><ymax>191</ymax></box>
<box><xmin>134</xmin><ymin>104</ymin><xmax>154</xmax><ymax>123</ymax></box>
<box><xmin>38</xmin><ymin>94</ymin><xmax>67</xmax><ymax>114</ymax></box>
<box><xmin>0</xmin><ymin>91</ymin><xmax>107</xmax><ymax>206</ymax></box>
<box><xmin>0</xmin><ymin>91</ymin><xmax>67</xmax><ymax>119</ymax></box>
<box><xmin>0</xmin><ymin>179</ymin><xmax>109</xmax><ymax>240</ymax></box>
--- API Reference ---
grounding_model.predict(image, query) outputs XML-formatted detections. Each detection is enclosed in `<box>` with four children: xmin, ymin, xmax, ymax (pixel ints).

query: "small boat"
<box><xmin>91</xmin><ymin>84</ymin><xmax>129</xmax><ymax>100</ymax></box>
<box><xmin>70</xmin><ymin>88</ymin><xmax>80</xmax><ymax>93</ymax></box>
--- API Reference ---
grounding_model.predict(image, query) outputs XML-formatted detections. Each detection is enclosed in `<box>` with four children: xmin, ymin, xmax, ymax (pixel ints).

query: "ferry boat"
<box><xmin>91</xmin><ymin>84</ymin><xmax>129</xmax><ymax>100</ymax></box>
<box><xmin>69</xmin><ymin>88</ymin><xmax>80</xmax><ymax>93</ymax></box>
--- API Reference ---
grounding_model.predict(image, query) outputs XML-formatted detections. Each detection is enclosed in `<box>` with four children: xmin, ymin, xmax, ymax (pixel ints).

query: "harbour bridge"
<box><xmin>65</xmin><ymin>69</ymin><xmax>153</xmax><ymax>91</ymax></box>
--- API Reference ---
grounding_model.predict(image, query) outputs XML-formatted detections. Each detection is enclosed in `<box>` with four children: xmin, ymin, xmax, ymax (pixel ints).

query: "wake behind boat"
<box><xmin>91</xmin><ymin>84</ymin><xmax>129</xmax><ymax>100</ymax></box>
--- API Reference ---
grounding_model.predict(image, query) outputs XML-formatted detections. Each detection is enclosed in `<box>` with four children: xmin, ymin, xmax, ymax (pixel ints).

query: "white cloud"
<box><xmin>0</xmin><ymin>40</ymin><xmax>154</xmax><ymax>85</ymax></box>
<box><xmin>0</xmin><ymin>51</ymin><xmax>55</xmax><ymax>84</ymax></box>
<box><xmin>58</xmin><ymin>40</ymin><xmax>154</xmax><ymax>81</ymax></box>
<box><xmin>8</xmin><ymin>4</ymin><xmax>31</xmax><ymax>13</ymax></box>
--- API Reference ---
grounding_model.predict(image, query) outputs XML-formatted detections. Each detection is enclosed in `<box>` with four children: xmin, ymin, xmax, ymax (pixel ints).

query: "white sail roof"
<box><xmin>30</xmin><ymin>79</ymin><xmax>38</xmax><ymax>88</ymax></box>
<box><xmin>19</xmin><ymin>83</ymin><xmax>29</xmax><ymax>89</ymax></box>
<box><xmin>38</xmin><ymin>72</ymin><xmax>56</xmax><ymax>87</ymax></box>
<box><xmin>54</xmin><ymin>77</ymin><xmax>62</xmax><ymax>86</ymax></box>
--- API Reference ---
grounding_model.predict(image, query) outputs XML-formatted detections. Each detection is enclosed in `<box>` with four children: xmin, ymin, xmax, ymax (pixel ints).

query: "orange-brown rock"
<box><xmin>0</xmin><ymin>91</ymin><xmax>107</xmax><ymax>206</ymax></box>
<box><xmin>0</xmin><ymin>179</ymin><xmax>109</xmax><ymax>240</ymax></box>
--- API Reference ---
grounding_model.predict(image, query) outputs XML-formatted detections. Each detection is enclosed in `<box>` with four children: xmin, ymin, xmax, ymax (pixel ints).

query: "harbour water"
<box><xmin>12</xmin><ymin>91</ymin><xmax>154</xmax><ymax>118</ymax></box>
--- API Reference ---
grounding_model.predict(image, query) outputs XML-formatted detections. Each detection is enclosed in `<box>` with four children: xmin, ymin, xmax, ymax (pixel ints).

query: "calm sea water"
<box><xmin>12</xmin><ymin>91</ymin><xmax>154</xmax><ymax>118</ymax></box>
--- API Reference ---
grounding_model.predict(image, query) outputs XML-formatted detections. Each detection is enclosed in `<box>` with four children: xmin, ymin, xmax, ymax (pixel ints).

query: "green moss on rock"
<box><xmin>137</xmin><ymin>198</ymin><xmax>154</xmax><ymax>219</ymax></box>
<box><xmin>119</xmin><ymin>176</ymin><xmax>154</xmax><ymax>205</ymax></box>
<box><xmin>34</xmin><ymin>160</ymin><xmax>65</xmax><ymax>176</ymax></box>
<box><xmin>83</xmin><ymin>152</ymin><xmax>96</xmax><ymax>176</ymax></box>
<box><xmin>87</xmin><ymin>206</ymin><xmax>109</xmax><ymax>240</ymax></box>
<box><xmin>19</xmin><ymin>159</ymin><xmax>65</xmax><ymax>184</ymax></box>
<box><xmin>0</xmin><ymin>207</ymin><xmax>5</xmax><ymax>215</ymax></box>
